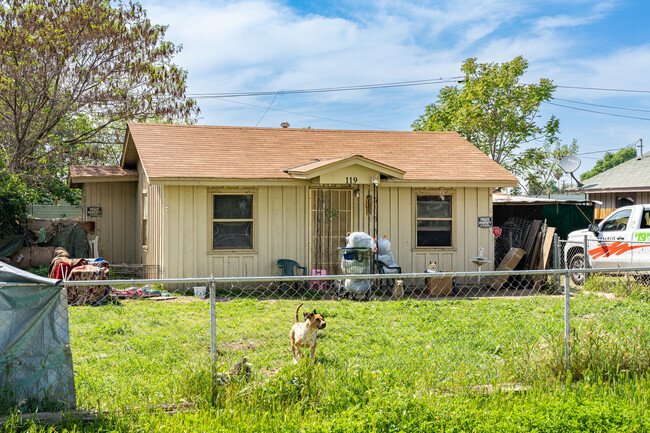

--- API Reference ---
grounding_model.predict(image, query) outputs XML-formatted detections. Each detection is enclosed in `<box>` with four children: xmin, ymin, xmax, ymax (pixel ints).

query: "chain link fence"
<box><xmin>3</xmin><ymin>262</ymin><xmax>650</xmax><ymax>416</ymax></box>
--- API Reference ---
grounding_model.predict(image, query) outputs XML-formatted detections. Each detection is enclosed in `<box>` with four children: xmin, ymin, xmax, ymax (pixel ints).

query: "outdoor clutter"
<box><xmin>48</xmin><ymin>248</ymin><xmax>110</xmax><ymax>306</ymax></box>
<box><xmin>0</xmin><ymin>217</ymin><xmax>94</xmax><ymax>269</ymax></box>
<box><xmin>493</xmin><ymin>219</ymin><xmax>557</xmax><ymax>290</ymax></box>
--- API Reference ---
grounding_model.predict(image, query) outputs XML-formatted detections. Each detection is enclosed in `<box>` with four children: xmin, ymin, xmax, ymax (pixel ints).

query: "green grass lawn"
<box><xmin>4</xmin><ymin>282</ymin><xmax>650</xmax><ymax>432</ymax></box>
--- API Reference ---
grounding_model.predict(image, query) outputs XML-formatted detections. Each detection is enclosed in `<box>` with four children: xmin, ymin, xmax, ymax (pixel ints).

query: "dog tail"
<box><xmin>295</xmin><ymin>302</ymin><xmax>304</xmax><ymax>323</ymax></box>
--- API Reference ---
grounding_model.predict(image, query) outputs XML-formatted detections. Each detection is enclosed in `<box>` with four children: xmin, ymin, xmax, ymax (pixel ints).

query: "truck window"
<box><xmin>601</xmin><ymin>209</ymin><xmax>632</xmax><ymax>232</ymax></box>
<box><xmin>642</xmin><ymin>210</ymin><xmax>650</xmax><ymax>229</ymax></box>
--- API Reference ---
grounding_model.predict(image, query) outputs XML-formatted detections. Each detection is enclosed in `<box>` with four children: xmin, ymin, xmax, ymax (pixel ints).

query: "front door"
<box><xmin>310</xmin><ymin>188</ymin><xmax>353</xmax><ymax>275</ymax></box>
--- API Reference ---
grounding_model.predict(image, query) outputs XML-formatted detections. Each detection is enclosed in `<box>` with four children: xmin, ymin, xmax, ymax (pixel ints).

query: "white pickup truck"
<box><xmin>564</xmin><ymin>204</ymin><xmax>650</xmax><ymax>284</ymax></box>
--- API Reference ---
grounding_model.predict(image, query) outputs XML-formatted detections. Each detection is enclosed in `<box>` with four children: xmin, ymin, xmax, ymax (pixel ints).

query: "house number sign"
<box><xmin>345</xmin><ymin>177</ymin><xmax>358</xmax><ymax>184</ymax></box>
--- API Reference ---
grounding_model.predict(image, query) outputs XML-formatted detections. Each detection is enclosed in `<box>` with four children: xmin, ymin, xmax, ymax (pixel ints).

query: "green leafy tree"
<box><xmin>412</xmin><ymin>56</ymin><xmax>574</xmax><ymax>195</ymax></box>
<box><xmin>580</xmin><ymin>147</ymin><xmax>637</xmax><ymax>181</ymax></box>
<box><xmin>0</xmin><ymin>0</ymin><xmax>199</xmax><ymax>203</ymax></box>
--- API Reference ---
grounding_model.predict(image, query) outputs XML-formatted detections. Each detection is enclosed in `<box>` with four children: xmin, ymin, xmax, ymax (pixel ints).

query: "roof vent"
<box><xmin>281</xmin><ymin>122</ymin><xmax>290</xmax><ymax>128</ymax></box>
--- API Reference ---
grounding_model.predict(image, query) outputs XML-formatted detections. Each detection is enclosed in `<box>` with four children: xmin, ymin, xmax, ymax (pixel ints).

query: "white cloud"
<box><xmin>139</xmin><ymin>0</ymin><xmax>649</xmax><ymax>163</ymax></box>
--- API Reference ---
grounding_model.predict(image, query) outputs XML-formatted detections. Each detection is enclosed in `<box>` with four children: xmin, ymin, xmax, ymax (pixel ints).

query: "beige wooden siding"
<box><xmin>161</xmin><ymin>185</ymin><xmax>308</xmax><ymax>279</ymax></box>
<box><xmin>147</xmin><ymin>184</ymin><xmax>165</xmax><ymax>273</ymax></box>
<box><xmin>373</xmin><ymin>186</ymin><xmax>494</xmax><ymax>273</ymax></box>
<box><xmin>591</xmin><ymin>192</ymin><xmax>650</xmax><ymax>220</ymax></box>
<box><xmin>158</xmin><ymin>183</ymin><xmax>493</xmax><ymax>279</ymax></box>
<box><xmin>81</xmin><ymin>181</ymin><xmax>137</xmax><ymax>263</ymax></box>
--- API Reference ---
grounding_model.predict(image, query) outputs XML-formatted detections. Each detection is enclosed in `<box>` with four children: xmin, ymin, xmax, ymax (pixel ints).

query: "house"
<box><xmin>68</xmin><ymin>123</ymin><xmax>517</xmax><ymax>279</ymax></box>
<box><xmin>568</xmin><ymin>151</ymin><xmax>650</xmax><ymax>220</ymax></box>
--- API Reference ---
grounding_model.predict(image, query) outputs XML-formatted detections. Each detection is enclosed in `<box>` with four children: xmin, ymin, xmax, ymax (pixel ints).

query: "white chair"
<box><xmin>88</xmin><ymin>235</ymin><xmax>99</xmax><ymax>258</ymax></box>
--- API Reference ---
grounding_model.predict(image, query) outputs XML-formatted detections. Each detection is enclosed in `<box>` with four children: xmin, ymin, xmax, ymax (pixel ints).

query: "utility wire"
<box><xmin>552</xmin><ymin>97</ymin><xmax>650</xmax><ymax>113</ymax></box>
<box><xmin>254</xmin><ymin>93</ymin><xmax>278</xmax><ymax>127</ymax></box>
<box><xmin>218</xmin><ymin>97</ymin><xmax>389</xmax><ymax>130</ymax></box>
<box><xmin>554</xmin><ymin>85</ymin><xmax>650</xmax><ymax>94</ymax></box>
<box><xmin>188</xmin><ymin>76</ymin><xmax>463</xmax><ymax>98</ymax></box>
<box><xmin>545</xmin><ymin>101</ymin><xmax>650</xmax><ymax>121</ymax></box>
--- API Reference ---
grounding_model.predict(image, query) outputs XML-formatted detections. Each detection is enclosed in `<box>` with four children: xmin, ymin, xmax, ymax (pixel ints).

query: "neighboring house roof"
<box><xmin>569</xmin><ymin>152</ymin><xmax>650</xmax><ymax>193</ymax></box>
<box><xmin>493</xmin><ymin>193</ymin><xmax>592</xmax><ymax>205</ymax></box>
<box><xmin>68</xmin><ymin>166</ymin><xmax>138</xmax><ymax>187</ymax></box>
<box><xmin>116</xmin><ymin>123</ymin><xmax>517</xmax><ymax>185</ymax></box>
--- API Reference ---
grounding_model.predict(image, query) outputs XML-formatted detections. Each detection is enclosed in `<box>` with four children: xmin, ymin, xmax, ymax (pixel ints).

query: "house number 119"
<box><xmin>345</xmin><ymin>177</ymin><xmax>358</xmax><ymax>184</ymax></box>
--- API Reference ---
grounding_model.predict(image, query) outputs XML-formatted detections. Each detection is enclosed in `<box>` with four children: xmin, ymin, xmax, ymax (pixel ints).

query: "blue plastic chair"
<box><xmin>277</xmin><ymin>259</ymin><xmax>307</xmax><ymax>294</ymax></box>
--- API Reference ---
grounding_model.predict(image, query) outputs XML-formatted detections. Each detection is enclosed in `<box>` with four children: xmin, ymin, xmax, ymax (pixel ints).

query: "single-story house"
<box><xmin>69</xmin><ymin>123</ymin><xmax>517</xmax><ymax>279</ymax></box>
<box><xmin>568</xmin><ymin>151</ymin><xmax>650</xmax><ymax>220</ymax></box>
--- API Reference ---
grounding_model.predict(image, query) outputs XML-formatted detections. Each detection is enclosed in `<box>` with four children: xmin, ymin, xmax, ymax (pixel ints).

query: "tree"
<box><xmin>0</xmin><ymin>0</ymin><xmax>199</xmax><ymax>202</ymax></box>
<box><xmin>412</xmin><ymin>56</ymin><xmax>574</xmax><ymax>195</ymax></box>
<box><xmin>580</xmin><ymin>147</ymin><xmax>637</xmax><ymax>181</ymax></box>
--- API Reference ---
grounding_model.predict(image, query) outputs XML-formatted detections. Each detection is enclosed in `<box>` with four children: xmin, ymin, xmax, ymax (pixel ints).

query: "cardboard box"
<box><xmin>491</xmin><ymin>247</ymin><xmax>525</xmax><ymax>290</ymax></box>
<box><xmin>425</xmin><ymin>274</ymin><xmax>454</xmax><ymax>296</ymax></box>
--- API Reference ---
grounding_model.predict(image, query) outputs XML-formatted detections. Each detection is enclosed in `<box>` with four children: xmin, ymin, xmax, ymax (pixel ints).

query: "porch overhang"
<box><xmin>283</xmin><ymin>155</ymin><xmax>405</xmax><ymax>185</ymax></box>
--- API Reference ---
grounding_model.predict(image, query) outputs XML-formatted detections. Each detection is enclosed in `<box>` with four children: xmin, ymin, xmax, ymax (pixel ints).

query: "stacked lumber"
<box><xmin>518</xmin><ymin>220</ymin><xmax>555</xmax><ymax>271</ymax></box>
<box><xmin>491</xmin><ymin>220</ymin><xmax>556</xmax><ymax>290</ymax></box>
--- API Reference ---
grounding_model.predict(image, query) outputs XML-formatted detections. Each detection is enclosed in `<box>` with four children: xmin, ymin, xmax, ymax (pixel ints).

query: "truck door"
<box><xmin>589</xmin><ymin>208</ymin><xmax>632</xmax><ymax>268</ymax></box>
<box><xmin>630</xmin><ymin>208</ymin><xmax>650</xmax><ymax>267</ymax></box>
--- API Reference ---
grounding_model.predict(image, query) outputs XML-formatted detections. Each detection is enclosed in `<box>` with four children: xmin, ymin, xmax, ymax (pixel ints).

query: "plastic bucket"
<box><xmin>193</xmin><ymin>286</ymin><xmax>206</xmax><ymax>299</ymax></box>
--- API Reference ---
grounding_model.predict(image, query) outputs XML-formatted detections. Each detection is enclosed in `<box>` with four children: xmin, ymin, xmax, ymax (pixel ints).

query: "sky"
<box><xmin>140</xmin><ymin>0</ymin><xmax>650</xmax><ymax>181</ymax></box>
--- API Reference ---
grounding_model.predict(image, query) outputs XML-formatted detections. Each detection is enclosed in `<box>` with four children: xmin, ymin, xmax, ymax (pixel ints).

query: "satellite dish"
<box><xmin>558</xmin><ymin>155</ymin><xmax>583</xmax><ymax>187</ymax></box>
<box><xmin>559</xmin><ymin>155</ymin><xmax>581</xmax><ymax>173</ymax></box>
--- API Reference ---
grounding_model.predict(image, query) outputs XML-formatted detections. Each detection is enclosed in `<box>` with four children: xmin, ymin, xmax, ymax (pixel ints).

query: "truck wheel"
<box><xmin>568</xmin><ymin>253</ymin><xmax>585</xmax><ymax>286</ymax></box>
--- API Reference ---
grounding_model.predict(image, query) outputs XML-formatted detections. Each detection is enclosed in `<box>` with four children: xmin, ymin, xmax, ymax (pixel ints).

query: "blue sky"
<box><xmin>141</xmin><ymin>0</ymin><xmax>650</xmax><ymax>180</ymax></box>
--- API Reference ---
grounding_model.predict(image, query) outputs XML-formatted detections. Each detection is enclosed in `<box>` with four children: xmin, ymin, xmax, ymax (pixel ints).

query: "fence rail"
<box><xmin>2</xmin><ymin>266</ymin><xmax>650</xmax><ymax>415</ymax></box>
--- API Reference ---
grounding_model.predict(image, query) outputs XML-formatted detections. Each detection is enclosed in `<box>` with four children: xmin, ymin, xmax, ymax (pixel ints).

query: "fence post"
<box><xmin>564</xmin><ymin>271</ymin><xmax>571</xmax><ymax>375</ymax></box>
<box><xmin>553</xmin><ymin>233</ymin><xmax>560</xmax><ymax>287</ymax></box>
<box><xmin>210</xmin><ymin>275</ymin><xmax>217</xmax><ymax>398</ymax></box>
<box><xmin>583</xmin><ymin>235</ymin><xmax>590</xmax><ymax>284</ymax></box>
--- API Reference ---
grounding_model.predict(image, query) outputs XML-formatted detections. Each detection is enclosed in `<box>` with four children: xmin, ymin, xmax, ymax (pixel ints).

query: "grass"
<box><xmin>3</xmin><ymin>279</ymin><xmax>650</xmax><ymax>432</ymax></box>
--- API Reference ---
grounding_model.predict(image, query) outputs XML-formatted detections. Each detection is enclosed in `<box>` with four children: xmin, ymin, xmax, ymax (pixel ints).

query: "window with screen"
<box><xmin>415</xmin><ymin>194</ymin><xmax>452</xmax><ymax>247</ymax></box>
<box><xmin>212</xmin><ymin>194</ymin><xmax>254</xmax><ymax>250</ymax></box>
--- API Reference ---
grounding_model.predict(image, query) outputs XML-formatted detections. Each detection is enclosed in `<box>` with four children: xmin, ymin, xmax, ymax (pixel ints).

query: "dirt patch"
<box><xmin>223</xmin><ymin>339</ymin><xmax>266</xmax><ymax>352</ymax></box>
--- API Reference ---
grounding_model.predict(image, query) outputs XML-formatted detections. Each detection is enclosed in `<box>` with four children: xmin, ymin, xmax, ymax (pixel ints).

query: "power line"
<box><xmin>217</xmin><ymin>97</ymin><xmax>390</xmax><ymax>130</ymax></box>
<box><xmin>545</xmin><ymin>101</ymin><xmax>650</xmax><ymax>121</ymax></box>
<box><xmin>254</xmin><ymin>93</ymin><xmax>278</xmax><ymax>127</ymax></box>
<box><xmin>555</xmin><ymin>84</ymin><xmax>650</xmax><ymax>94</ymax></box>
<box><xmin>553</xmin><ymin>98</ymin><xmax>650</xmax><ymax>114</ymax></box>
<box><xmin>188</xmin><ymin>77</ymin><xmax>463</xmax><ymax>98</ymax></box>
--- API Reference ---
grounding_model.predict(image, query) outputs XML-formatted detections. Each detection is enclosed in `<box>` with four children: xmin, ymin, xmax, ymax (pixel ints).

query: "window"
<box><xmin>212</xmin><ymin>194</ymin><xmax>253</xmax><ymax>250</ymax></box>
<box><xmin>601</xmin><ymin>209</ymin><xmax>631</xmax><ymax>232</ymax></box>
<box><xmin>142</xmin><ymin>192</ymin><xmax>148</xmax><ymax>247</ymax></box>
<box><xmin>616</xmin><ymin>194</ymin><xmax>635</xmax><ymax>208</ymax></box>
<box><xmin>416</xmin><ymin>194</ymin><xmax>452</xmax><ymax>247</ymax></box>
<box><xmin>641</xmin><ymin>210</ymin><xmax>650</xmax><ymax>229</ymax></box>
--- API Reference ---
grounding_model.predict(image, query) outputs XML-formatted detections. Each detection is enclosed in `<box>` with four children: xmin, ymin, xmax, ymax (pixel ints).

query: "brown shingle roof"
<box><xmin>125</xmin><ymin>123</ymin><xmax>517</xmax><ymax>184</ymax></box>
<box><xmin>70</xmin><ymin>165</ymin><xmax>137</xmax><ymax>178</ymax></box>
<box><xmin>68</xmin><ymin>165</ymin><xmax>138</xmax><ymax>188</ymax></box>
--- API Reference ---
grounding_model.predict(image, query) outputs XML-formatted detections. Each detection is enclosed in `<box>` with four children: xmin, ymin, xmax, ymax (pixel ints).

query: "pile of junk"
<box><xmin>0</xmin><ymin>218</ymin><xmax>110</xmax><ymax>306</ymax></box>
<box><xmin>337</xmin><ymin>232</ymin><xmax>400</xmax><ymax>299</ymax></box>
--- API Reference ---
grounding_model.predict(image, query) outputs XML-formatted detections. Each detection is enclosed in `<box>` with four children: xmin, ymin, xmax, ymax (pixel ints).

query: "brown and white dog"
<box><xmin>289</xmin><ymin>303</ymin><xmax>326</xmax><ymax>363</ymax></box>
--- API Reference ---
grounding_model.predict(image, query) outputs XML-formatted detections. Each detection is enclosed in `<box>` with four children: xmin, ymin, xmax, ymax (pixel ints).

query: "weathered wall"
<box><xmin>81</xmin><ymin>181</ymin><xmax>137</xmax><ymax>263</ymax></box>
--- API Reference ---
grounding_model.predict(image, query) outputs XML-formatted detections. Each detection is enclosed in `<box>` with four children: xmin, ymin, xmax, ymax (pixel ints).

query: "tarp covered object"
<box><xmin>0</xmin><ymin>263</ymin><xmax>76</xmax><ymax>413</ymax></box>
<box><xmin>51</xmin><ymin>224</ymin><xmax>88</xmax><ymax>258</ymax></box>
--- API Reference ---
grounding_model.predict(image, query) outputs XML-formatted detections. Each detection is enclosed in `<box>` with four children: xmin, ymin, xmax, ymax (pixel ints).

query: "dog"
<box><xmin>391</xmin><ymin>279</ymin><xmax>404</xmax><ymax>300</ymax></box>
<box><xmin>289</xmin><ymin>303</ymin><xmax>326</xmax><ymax>363</ymax></box>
